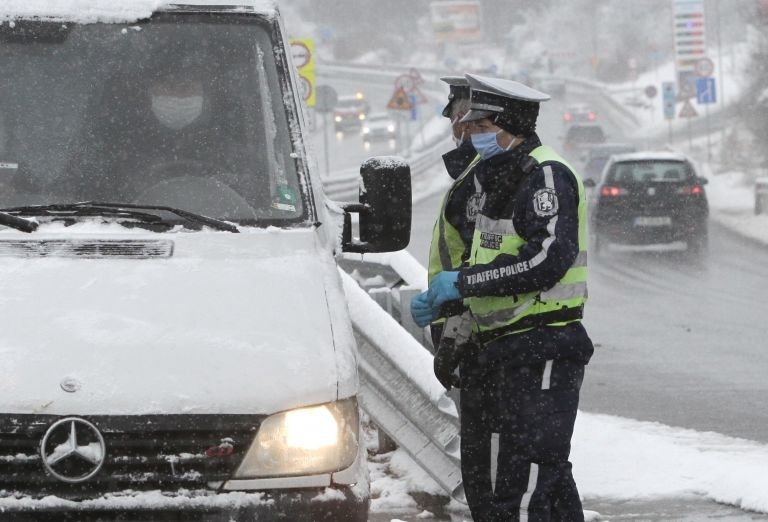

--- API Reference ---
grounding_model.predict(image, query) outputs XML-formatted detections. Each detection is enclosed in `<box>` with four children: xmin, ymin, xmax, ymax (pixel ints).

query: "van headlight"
<box><xmin>233</xmin><ymin>397</ymin><xmax>359</xmax><ymax>478</ymax></box>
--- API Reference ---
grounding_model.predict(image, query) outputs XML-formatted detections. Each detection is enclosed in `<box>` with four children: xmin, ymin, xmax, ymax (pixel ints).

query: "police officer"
<box><xmin>412</xmin><ymin>77</ymin><xmax>480</xmax><ymax>355</ymax></box>
<box><xmin>413</xmin><ymin>73</ymin><xmax>594</xmax><ymax>521</ymax></box>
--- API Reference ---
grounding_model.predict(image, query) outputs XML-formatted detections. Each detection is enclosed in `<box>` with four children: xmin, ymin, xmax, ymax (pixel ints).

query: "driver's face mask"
<box><xmin>151</xmin><ymin>93</ymin><xmax>204</xmax><ymax>130</ymax></box>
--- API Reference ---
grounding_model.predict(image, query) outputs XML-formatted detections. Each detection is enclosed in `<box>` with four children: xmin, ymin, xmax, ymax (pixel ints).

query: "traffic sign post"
<box><xmin>289</xmin><ymin>38</ymin><xmax>316</xmax><ymax>107</ymax></box>
<box><xmin>679</xmin><ymin>99</ymin><xmax>698</xmax><ymax>150</ymax></box>
<box><xmin>662</xmin><ymin>81</ymin><xmax>676</xmax><ymax>144</ymax></box>
<box><xmin>695</xmin><ymin>77</ymin><xmax>716</xmax><ymax>104</ymax></box>
<box><xmin>315</xmin><ymin>85</ymin><xmax>338</xmax><ymax>176</ymax></box>
<box><xmin>645</xmin><ymin>85</ymin><xmax>658</xmax><ymax>121</ymax></box>
<box><xmin>696</xmin><ymin>77</ymin><xmax>717</xmax><ymax>161</ymax></box>
<box><xmin>387</xmin><ymin>87</ymin><xmax>413</xmax><ymax>111</ymax></box>
<box><xmin>695</xmin><ymin>57</ymin><xmax>714</xmax><ymax>77</ymax></box>
<box><xmin>673</xmin><ymin>0</ymin><xmax>706</xmax><ymax>91</ymax></box>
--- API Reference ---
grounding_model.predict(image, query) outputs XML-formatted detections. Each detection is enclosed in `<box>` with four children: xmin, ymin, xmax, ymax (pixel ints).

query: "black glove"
<box><xmin>433</xmin><ymin>339</ymin><xmax>462</xmax><ymax>391</ymax></box>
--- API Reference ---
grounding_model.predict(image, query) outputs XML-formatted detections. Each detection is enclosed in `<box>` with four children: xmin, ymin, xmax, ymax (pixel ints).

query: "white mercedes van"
<box><xmin>0</xmin><ymin>2</ymin><xmax>411</xmax><ymax>520</ymax></box>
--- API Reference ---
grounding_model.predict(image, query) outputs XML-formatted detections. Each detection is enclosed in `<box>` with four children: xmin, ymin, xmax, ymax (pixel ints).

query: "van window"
<box><xmin>0</xmin><ymin>14</ymin><xmax>305</xmax><ymax>224</ymax></box>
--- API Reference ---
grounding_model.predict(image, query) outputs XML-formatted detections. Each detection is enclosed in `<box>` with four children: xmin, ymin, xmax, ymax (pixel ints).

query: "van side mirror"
<box><xmin>583</xmin><ymin>178</ymin><xmax>596</xmax><ymax>188</ymax></box>
<box><xmin>341</xmin><ymin>156</ymin><xmax>411</xmax><ymax>253</ymax></box>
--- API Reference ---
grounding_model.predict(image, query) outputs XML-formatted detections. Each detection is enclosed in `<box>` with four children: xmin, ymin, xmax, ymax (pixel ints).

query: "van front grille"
<box><xmin>0</xmin><ymin>239</ymin><xmax>174</xmax><ymax>258</ymax></box>
<box><xmin>0</xmin><ymin>414</ymin><xmax>262</xmax><ymax>499</ymax></box>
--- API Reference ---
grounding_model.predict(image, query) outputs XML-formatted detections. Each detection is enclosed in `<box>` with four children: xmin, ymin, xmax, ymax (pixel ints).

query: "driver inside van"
<box><xmin>67</xmin><ymin>57</ymin><xmax>249</xmax><ymax>203</ymax></box>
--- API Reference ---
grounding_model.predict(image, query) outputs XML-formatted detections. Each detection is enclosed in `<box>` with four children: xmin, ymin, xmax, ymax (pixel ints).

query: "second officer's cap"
<box><xmin>440</xmin><ymin>76</ymin><xmax>470</xmax><ymax>118</ymax></box>
<box><xmin>460</xmin><ymin>73</ymin><xmax>550</xmax><ymax>135</ymax></box>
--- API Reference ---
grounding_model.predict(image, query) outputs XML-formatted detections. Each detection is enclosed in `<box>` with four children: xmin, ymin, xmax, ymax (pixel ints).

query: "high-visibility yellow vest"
<box><xmin>427</xmin><ymin>154</ymin><xmax>481</xmax><ymax>283</ymax></box>
<box><xmin>465</xmin><ymin>146</ymin><xmax>588</xmax><ymax>341</ymax></box>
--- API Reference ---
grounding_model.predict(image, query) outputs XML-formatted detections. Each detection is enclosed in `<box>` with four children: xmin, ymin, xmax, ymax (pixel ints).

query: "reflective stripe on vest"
<box><xmin>465</xmin><ymin>145</ymin><xmax>588</xmax><ymax>336</ymax></box>
<box><xmin>428</xmin><ymin>154</ymin><xmax>481</xmax><ymax>283</ymax></box>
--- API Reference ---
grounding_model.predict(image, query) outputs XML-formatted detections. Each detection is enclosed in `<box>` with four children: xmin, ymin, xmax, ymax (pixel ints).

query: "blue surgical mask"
<box><xmin>471</xmin><ymin>130</ymin><xmax>505</xmax><ymax>160</ymax></box>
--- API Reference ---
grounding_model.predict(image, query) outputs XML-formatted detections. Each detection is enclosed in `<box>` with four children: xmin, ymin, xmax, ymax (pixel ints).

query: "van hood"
<box><xmin>0</xmin><ymin>226</ymin><xmax>357</xmax><ymax>416</ymax></box>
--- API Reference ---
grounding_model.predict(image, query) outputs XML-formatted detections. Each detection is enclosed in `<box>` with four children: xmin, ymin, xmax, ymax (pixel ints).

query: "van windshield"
<box><xmin>0</xmin><ymin>14</ymin><xmax>306</xmax><ymax>226</ymax></box>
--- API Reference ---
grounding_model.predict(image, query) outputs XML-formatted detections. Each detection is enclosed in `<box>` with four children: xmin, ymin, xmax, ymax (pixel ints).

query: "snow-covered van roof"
<box><xmin>0</xmin><ymin>0</ymin><xmax>277</xmax><ymax>24</ymax></box>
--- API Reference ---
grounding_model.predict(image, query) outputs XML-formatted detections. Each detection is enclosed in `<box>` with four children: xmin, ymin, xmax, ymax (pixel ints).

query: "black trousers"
<box><xmin>459</xmin><ymin>348</ymin><xmax>586</xmax><ymax>522</ymax></box>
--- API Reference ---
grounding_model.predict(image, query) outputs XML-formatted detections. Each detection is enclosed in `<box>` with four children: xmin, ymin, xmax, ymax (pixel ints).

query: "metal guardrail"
<box><xmin>339</xmin><ymin>267</ymin><xmax>465</xmax><ymax>503</ymax></box>
<box><xmin>321</xmin><ymin>138</ymin><xmax>448</xmax><ymax>201</ymax></box>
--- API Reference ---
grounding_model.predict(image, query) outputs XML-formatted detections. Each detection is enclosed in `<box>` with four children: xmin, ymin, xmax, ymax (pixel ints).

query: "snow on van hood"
<box><xmin>0</xmin><ymin>226</ymin><xmax>355</xmax><ymax>416</ymax></box>
<box><xmin>0</xmin><ymin>0</ymin><xmax>277</xmax><ymax>24</ymax></box>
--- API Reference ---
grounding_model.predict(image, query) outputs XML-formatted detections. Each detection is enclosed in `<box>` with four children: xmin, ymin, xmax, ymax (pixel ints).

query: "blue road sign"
<box><xmin>409</xmin><ymin>94</ymin><xmax>418</xmax><ymax>121</ymax></box>
<box><xmin>696</xmin><ymin>77</ymin><xmax>716</xmax><ymax>104</ymax></box>
<box><xmin>662</xmin><ymin>81</ymin><xmax>676</xmax><ymax>119</ymax></box>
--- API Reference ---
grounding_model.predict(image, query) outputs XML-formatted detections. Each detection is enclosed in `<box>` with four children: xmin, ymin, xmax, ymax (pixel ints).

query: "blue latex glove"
<box><xmin>411</xmin><ymin>291</ymin><xmax>436</xmax><ymax>327</ymax></box>
<box><xmin>427</xmin><ymin>271</ymin><xmax>461</xmax><ymax>309</ymax></box>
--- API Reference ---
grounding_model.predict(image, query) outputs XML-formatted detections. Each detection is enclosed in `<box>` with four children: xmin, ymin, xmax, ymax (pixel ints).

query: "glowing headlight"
<box><xmin>362</xmin><ymin>127</ymin><xmax>371</xmax><ymax>134</ymax></box>
<box><xmin>358</xmin><ymin>113</ymin><xmax>366</xmax><ymax>121</ymax></box>
<box><xmin>334</xmin><ymin>115</ymin><xmax>342</xmax><ymax>123</ymax></box>
<box><xmin>234</xmin><ymin>398</ymin><xmax>359</xmax><ymax>478</ymax></box>
<box><xmin>387</xmin><ymin>124</ymin><xmax>395</xmax><ymax>132</ymax></box>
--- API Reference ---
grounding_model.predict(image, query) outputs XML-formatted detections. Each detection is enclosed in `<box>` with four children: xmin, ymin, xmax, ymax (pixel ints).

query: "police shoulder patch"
<box><xmin>533</xmin><ymin>188</ymin><xmax>559</xmax><ymax>217</ymax></box>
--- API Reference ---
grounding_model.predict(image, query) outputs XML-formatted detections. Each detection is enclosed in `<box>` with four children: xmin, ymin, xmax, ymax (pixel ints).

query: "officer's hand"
<box><xmin>427</xmin><ymin>271</ymin><xmax>461</xmax><ymax>309</ymax></box>
<box><xmin>410</xmin><ymin>291</ymin><xmax>436</xmax><ymax>327</ymax></box>
<box><xmin>433</xmin><ymin>343</ymin><xmax>462</xmax><ymax>391</ymax></box>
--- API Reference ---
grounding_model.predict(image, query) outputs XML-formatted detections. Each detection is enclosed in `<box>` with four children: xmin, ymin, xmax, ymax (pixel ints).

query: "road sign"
<box><xmin>289</xmin><ymin>40</ymin><xmax>312</xmax><ymax>69</ymax></box>
<box><xmin>315</xmin><ymin>85</ymin><xmax>338</xmax><ymax>113</ymax></box>
<box><xmin>409</xmin><ymin>94</ymin><xmax>418</xmax><ymax>121</ymax></box>
<box><xmin>662</xmin><ymin>81</ymin><xmax>676</xmax><ymax>120</ymax></box>
<box><xmin>678</xmin><ymin>73</ymin><xmax>696</xmax><ymax>100</ymax></box>
<box><xmin>695</xmin><ymin>57</ymin><xmax>714</xmax><ymax>77</ymax></box>
<box><xmin>394</xmin><ymin>71</ymin><xmax>428</xmax><ymax>104</ymax></box>
<box><xmin>696</xmin><ymin>77</ymin><xmax>716</xmax><ymax>104</ymax></box>
<box><xmin>289</xmin><ymin>38</ymin><xmax>316</xmax><ymax>107</ymax></box>
<box><xmin>673</xmin><ymin>0</ymin><xmax>706</xmax><ymax>89</ymax></box>
<box><xmin>679</xmin><ymin>99</ymin><xmax>698</xmax><ymax>118</ymax></box>
<box><xmin>395</xmin><ymin>74</ymin><xmax>415</xmax><ymax>92</ymax></box>
<box><xmin>387</xmin><ymin>87</ymin><xmax>413</xmax><ymax>111</ymax></box>
<box><xmin>296</xmin><ymin>74</ymin><xmax>314</xmax><ymax>104</ymax></box>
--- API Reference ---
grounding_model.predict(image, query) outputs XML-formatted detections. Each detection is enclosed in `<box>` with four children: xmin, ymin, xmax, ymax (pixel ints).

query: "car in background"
<box><xmin>333</xmin><ymin>92</ymin><xmax>370</xmax><ymax>131</ymax></box>
<box><xmin>581</xmin><ymin>142</ymin><xmax>637</xmax><ymax>185</ymax></box>
<box><xmin>362</xmin><ymin>112</ymin><xmax>397</xmax><ymax>142</ymax></box>
<box><xmin>537</xmin><ymin>76</ymin><xmax>567</xmax><ymax>97</ymax></box>
<box><xmin>563</xmin><ymin>102</ymin><xmax>596</xmax><ymax>124</ymax></box>
<box><xmin>561</xmin><ymin>123</ymin><xmax>606</xmax><ymax>158</ymax></box>
<box><xmin>589</xmin><ymin>151</ymin><xmax>709</xmax><ymax>256</ymax></box>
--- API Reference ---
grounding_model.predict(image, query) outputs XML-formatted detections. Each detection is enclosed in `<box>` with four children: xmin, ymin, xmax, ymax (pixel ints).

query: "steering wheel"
<box><xmin>132</xmin><ymin>173</ymin><xmax>260</xmax><ymax>221</ymax></box>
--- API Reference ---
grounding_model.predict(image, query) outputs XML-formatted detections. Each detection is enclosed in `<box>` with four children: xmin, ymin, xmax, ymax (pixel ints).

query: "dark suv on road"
<box><xmin>589</xmin><ymin>152</ymin><xmax>709</xmax><ymax>255</ymax></box>
<box><xmin>561</xmin><ymin>123</ymin><xmax>606</xmax><ymax>161</ymax></box>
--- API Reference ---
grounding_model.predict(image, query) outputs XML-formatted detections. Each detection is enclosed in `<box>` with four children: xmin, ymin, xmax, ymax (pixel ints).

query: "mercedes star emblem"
<box><xmin>40</xmin><ymin>417</ymin><xmax>106</xmax><ymax>483</ymax></box>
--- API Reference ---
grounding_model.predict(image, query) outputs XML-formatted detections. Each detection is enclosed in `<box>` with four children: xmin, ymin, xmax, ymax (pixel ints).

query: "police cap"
<box><xmin>460</xmin><ymin>73</ymin><xmax>550</xmax><ymax>135</ymax></box>
<box><xmin>440</xmin><ymin>76</ymin><xmax>470</xmax><ymax>118</ymax></box>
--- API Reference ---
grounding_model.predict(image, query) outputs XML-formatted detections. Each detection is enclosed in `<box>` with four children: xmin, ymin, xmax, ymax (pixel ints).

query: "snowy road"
<box><xmin>581</xmin><ymin>222</ymin><xmax>768</xmax><ymax>444</ymax></box>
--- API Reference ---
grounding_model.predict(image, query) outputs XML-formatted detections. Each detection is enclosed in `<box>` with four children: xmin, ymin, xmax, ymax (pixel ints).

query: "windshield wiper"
<box><xmin>0</xmin><ymin>211</ymin><xmax>38</xmax><ymax>233</ymax></box>
<box><xmin>1</xmin><ymin>202</ymin><xmax>239</xmax><ymax>233</ymax></box>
